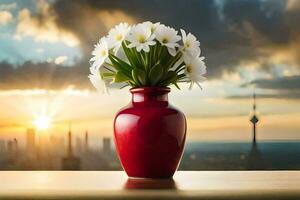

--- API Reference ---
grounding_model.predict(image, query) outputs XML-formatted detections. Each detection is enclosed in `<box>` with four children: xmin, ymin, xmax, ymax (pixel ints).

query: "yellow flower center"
<box><xmin>115</xmin><ymin>34</ymin><xmax>123</xmax><ymax>41</ymax></box>
<box><xmin>185</xmin><ymin>42</ymin><xmax>190</xmax><ymax>48</ymax></box>
<box><xmin>162</xmin><ymin>38</ymin><xmax>169</xmax><ymax>43</ymax></box>
<box><xmin>100</xmin><ymin>50</ymin><xmax>106</xmax><ymax>57</ymax></box>
<box><xmin>138</xmin><ymin>35</ymin><xmax>146</xmax><ymax>43</ymax></box>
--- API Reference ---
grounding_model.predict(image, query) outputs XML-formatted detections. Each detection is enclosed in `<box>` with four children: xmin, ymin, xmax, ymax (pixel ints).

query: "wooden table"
<box><xmin>0</xmin><ymin>171</ymin><xmax>300</xmax><ymax>199</ymax></box>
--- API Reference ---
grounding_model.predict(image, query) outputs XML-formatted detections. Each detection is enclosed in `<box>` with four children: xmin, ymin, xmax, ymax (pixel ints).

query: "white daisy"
<box><xmin>142</xmin><ymin>21</ymin><xmax>160</xmax><ymax>33</ymax></box>
<box><xmin>127</xmin><ymin>23</ymin><xmax>156</xmax><ymax>52</ymax></box>
<box><xmin>107</xmin><ymin>22</ymin><xmax>131</xmax><ymax>54</ymax></box>
<box><xmin>88</xmin><ymin>67</ymin><xmax>107</xmax><ymax>93</ymax></box>
<box><xmin>90</xmin><ymin>37</ymin><xmax>109</xmax><ymax>70</ymax></box>
<box><xmin>155</xmin><ymin>25</ymin><xmax>181</xmax><ymax>56</ymax></box>
<box><xmin>180</xmin><ymin>29</ymin><xmax>201</xmax><ymax>62</ymax></box>
<box><xmin>184</xmin><ymin>56</ymin><xmax>207</xmax><ymax>89</ymax></box>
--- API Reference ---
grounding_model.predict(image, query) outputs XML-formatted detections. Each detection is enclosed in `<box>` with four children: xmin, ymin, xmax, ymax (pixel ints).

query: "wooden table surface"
<box><xmin>0</xmin><ymin>171</ymin><xmax>300</xmax><ymax>199</ymax></box>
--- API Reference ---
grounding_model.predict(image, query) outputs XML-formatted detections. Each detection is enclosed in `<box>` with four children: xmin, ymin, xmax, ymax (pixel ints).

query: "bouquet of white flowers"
<box><xmin>89</xmin><ymin>21</ymin><xmax>207</xmax><ymax>92</ymax></box>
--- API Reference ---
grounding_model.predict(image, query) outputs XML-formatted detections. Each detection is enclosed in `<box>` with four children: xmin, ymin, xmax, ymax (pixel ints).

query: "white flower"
<box><xmin>142</xmin><ymin>21</ymin><xmax>160</xmax><ymax>33</ymax></box>
<box><xmin>127</xmin><ymin>23</ymin><xmax>156</xmax><ymax>52</ymax></box>
<box><xmin>155</xmin><ymin>25</ymin><xmax>181</xmax><ymax>56</ymax></box>
<box><xmin>184</xmin><ymin>56</ymin><xmax>207</xmax><ymax>89</ymax></box>
<box><xmin>90</xmin><ymin>37</ymin><xmax>109</xmax><ymax>70</ymax></box>
<box><xmin>107</xmin><ymin>23</ymin><xmax>131</xmax><ymax>54</ymax></box>
<box><xmin>180</xmin><ymin>29</ymin><xmax>201</xmax><ymax>62</ymax></box>
<box><xmin>88</xmin><ymin>67</ymin><xmax>107</xmax><ymax>93</ymax></box>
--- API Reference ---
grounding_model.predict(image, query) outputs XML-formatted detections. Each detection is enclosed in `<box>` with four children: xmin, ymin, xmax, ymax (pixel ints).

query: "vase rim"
<box><xmin>130</xmin><ymin>87</ymin><xmax>170</xmax><ymax>93</ymax></box>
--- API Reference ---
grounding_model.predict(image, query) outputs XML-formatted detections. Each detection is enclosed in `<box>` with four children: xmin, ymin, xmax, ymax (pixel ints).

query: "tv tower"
<box><xmin>250</xmin><ymin>88</ymin><xmax>259</xmax><ymax>144</ymax></box>
<box><xmin>247</xmin><ymin>88</ymin><xmax>265</xmax><ymax>169</ymax></box>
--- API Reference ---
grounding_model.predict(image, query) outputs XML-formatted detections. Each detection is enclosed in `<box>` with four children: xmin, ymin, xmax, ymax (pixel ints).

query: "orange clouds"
<box><xmin>0</xmin><ymin>11</ymin><xmax>13</xmax><ymax>25</ymax></box>
<box><xmin>96</xmin><ymin>10</ymin><xmax>136</xmax><ymax>30</ymax></box>
<box><xmin>14</xmin><ymin>1</ymin><xmax>79</xmax><ymax>47</ymax></box>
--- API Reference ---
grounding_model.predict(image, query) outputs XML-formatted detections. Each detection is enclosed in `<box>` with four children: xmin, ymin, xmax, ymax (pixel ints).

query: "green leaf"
<box><xmin>159</xmin><ymin>71</ymin><xmax>178</xmax><ymax>86</ymax></box>
<box><xmin>108</xmin><ymin>55</ymin><xmax>132</xmax><ymax>78</ymax></box>
<box><xmin>121</xmin><ymin>42</ymin><xmax>138</xmax><ymax>67</ymax></box>
<box><xmin>110</xmin><ymin>53</ymin><xmax>133</xmax><ymax>71</ymax></box>
<box><xmin>132</xmin><ymin>68</ymin><xmax>146</xmax><ymax>85</ymax></box>
<box><xmin>173</xmin><ymin>82</ymin><xmax>181</xmax><ymax>90</ymax></box>
<box><xmin>149</xmin><ymin>63</ymin><xmax>163</xmax><ymax>85</ymax></box>
<box><xmin>114</xmin><ymin>71</ymin><xmax>130</xmax><ymax>83</ymax></box>
<box><xmin>132</xmin><ymin>68</ymin><xmax>141</xmax><ymax>85</ymax></box>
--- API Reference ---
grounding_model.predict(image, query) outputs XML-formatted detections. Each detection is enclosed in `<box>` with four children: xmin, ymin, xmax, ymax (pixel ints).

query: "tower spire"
<box><xmin>253</xmin><ymin>87</ymin><xmax>256</xmax><ymax>112</ymax></box>
<box><xmin>250</xmin><ymin>88</ymin><xmax>259</xmax><ymax>144</ymax></box>
<box><xmin>68</xmin><ymin>122</ymin><xmax>73</xmax><ymax>157</ymax></box>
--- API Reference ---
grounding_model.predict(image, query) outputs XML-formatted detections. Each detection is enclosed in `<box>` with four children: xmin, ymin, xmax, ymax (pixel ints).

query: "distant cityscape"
<box><xmin>1</xmin><ymin>91</ymin><xmax>300</xmax><ymax>170</ymax></box>
<box><xmin>0</xmin><ymin>127</ymin><xmax>121</xmax><ymax>170</ymax></box>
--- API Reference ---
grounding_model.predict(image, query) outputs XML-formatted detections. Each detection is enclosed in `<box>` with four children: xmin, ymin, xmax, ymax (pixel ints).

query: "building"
<box><xmin>7</xmin><ymin>140</ymin><xmax>13</xmax><ymax>153</ymax></box>
<box><xmin>75</xmin><ymin>137</ymin><xmax>82</xmax><ymax>154</ymax></box>
<box><xmin>13</xmin><ymin>138</ymin><xmax>18</xmax><ymax>153</ymax></box>
<box><xmin>61</xmin><ymin>126</ymin><xmax>80</xmax><ymax>170</ymax></box>
<box><xmin>0</xmin><ymin>140</ymin><xmax>5</xmax><ymax>153</ymax></box>
<box><xmin>26</xmin><ymin>128</ymin><xmax>36</xmax><ymax>154</ymax></box>
<box><xmin>102</xmin><ymin>137</ymin><xmax>112</xmax><ymax>156</ymax></box>
<box><xmin>84</xmin><ymin>131</ymin><xmax>89</xmax><ymax>153</ymax></box>
<box><xmin>49</xmin><ymin>136</ymin><xmax>65</xmax><ymax>155</ymax></box>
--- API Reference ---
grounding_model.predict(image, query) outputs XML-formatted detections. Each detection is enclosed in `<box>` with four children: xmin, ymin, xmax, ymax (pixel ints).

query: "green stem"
<box><xmin>103</xmin><ymin>66</ymin><xmax>116</xmax><ymax>73</ymax></box>
<box><xmin>175</xmin><ymin>63</ymin><xmax>185</xmax><ymax>72</ymax></box>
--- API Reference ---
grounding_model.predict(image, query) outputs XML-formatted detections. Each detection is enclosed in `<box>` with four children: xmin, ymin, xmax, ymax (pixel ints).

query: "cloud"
<box><xmin>231</xmin><ymin>75</ymin><xmax>300</xmax><ymax>99</ymax></box>
<box><xmin>1</xmin><ymin>0</ymin><xmax>300</xmax><ymax>93</ymax></box>
<box><xmin>0</xmin><ymin>11</ymin><xmax>13</xmax><ymax>25</ymax></box>
<box><xmin>249</xmin><ymin>75</ymin><xmax>300</xmax><ymax>90</ymax></box>
<box><xmin>54</xmin><ymin>56</ymin><xmax>68</xmax><ymax>65</ymax></box>
<box><xmin>52</xmin><ymin>0</ymin><xmax>137</xmax><ymax>56</ymax></box>
<box><xmin>0</xmin><ymin>2</ymin><xmax>17</xmax><ymax>11</ymax></box>
<box><xmin>14</xmin><ymin>1</ymin><xmax>79</xmax><ymax>47</ymax></box>
<box><xmin>228</xmin><ymin>92</ymin><xmax>300</xmax><ymax>99</ymax></box>
<box><xmin>0</xmin><ymin>60</ymin><xmax>90</xmax><ymax>90</ymax></box>
<box><xmin>286</xmin><ymin>0</ymin><xmax>300</xmax><ymax>11</ymax></box>
<box><xmin>50</xmin><ymin>0</ymin><xmax>300</xmax><ymax>78</ymax></box>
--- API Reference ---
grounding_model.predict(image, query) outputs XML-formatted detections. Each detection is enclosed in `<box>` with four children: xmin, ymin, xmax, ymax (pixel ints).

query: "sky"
<box><xmin>0</xmin><ymin>0</ymin><xmax>300</xmax><ymax>145</ymax></box>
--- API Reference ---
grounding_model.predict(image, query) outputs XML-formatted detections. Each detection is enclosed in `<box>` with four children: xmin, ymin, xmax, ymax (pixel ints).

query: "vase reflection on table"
<box><xmin>124</xmin><ymin>176</ymin><xmax>177</xmax><ymax>189</ymax></box>
<box><xmin>114</xmin><ymin>87</ymin><xmax>186</xmax><ymax>179</ymax></box>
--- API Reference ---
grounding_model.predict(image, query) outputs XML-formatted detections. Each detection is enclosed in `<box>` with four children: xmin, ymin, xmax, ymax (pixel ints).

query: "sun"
<box><xmin>33</xmin><ymin>115</ymin><xmax>51</xmax><ymax>130</ymax></box>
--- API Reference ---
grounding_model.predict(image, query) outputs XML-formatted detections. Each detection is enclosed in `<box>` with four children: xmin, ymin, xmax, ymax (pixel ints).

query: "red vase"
<box><xmin>114</xmin><ymin>87</ymin><xmax>186</xmax><ymax>179</ymax></box>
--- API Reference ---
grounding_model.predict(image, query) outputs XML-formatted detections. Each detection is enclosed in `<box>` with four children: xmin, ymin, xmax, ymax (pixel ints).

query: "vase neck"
<box><xmin>130</xmin><ymin>87</ymin><xmax>170</xmax><ymax>104</ymax></box>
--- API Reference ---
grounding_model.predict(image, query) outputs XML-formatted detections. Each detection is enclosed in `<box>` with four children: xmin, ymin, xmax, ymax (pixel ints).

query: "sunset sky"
<box><xmin>0</xmin><ymin>0</ymin><xmax>300</xmax><ymax>145</ymax></box>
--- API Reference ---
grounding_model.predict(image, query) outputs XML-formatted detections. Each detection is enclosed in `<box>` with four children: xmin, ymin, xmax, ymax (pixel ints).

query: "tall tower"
<box><xmin>85</xmin><ymin>130</ymin><xmax>89</xmax><ymax>153</ymax></box>
<box><xmin>250</xmin><ymin>89</ymin><xmax>259</xmax><ymax>144</ymax></box>
<box><xmin>61</xmin><ymin>124</ymin><xmax>80</xmax><ymax>170</ymax></box>
<box><xmin>67</xmin><ymin>124</ymin><xmax>73</xmax><ymax>157</ymax></box>
<box><xmin>103</xmin><ymin>137</ymin><xmax>111</xmax><ymax>156</ymax></box>
<box><xmin>247</xmin><ymin>89</ymin><xmax>265</xmax><ymax>169</ymax></box>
